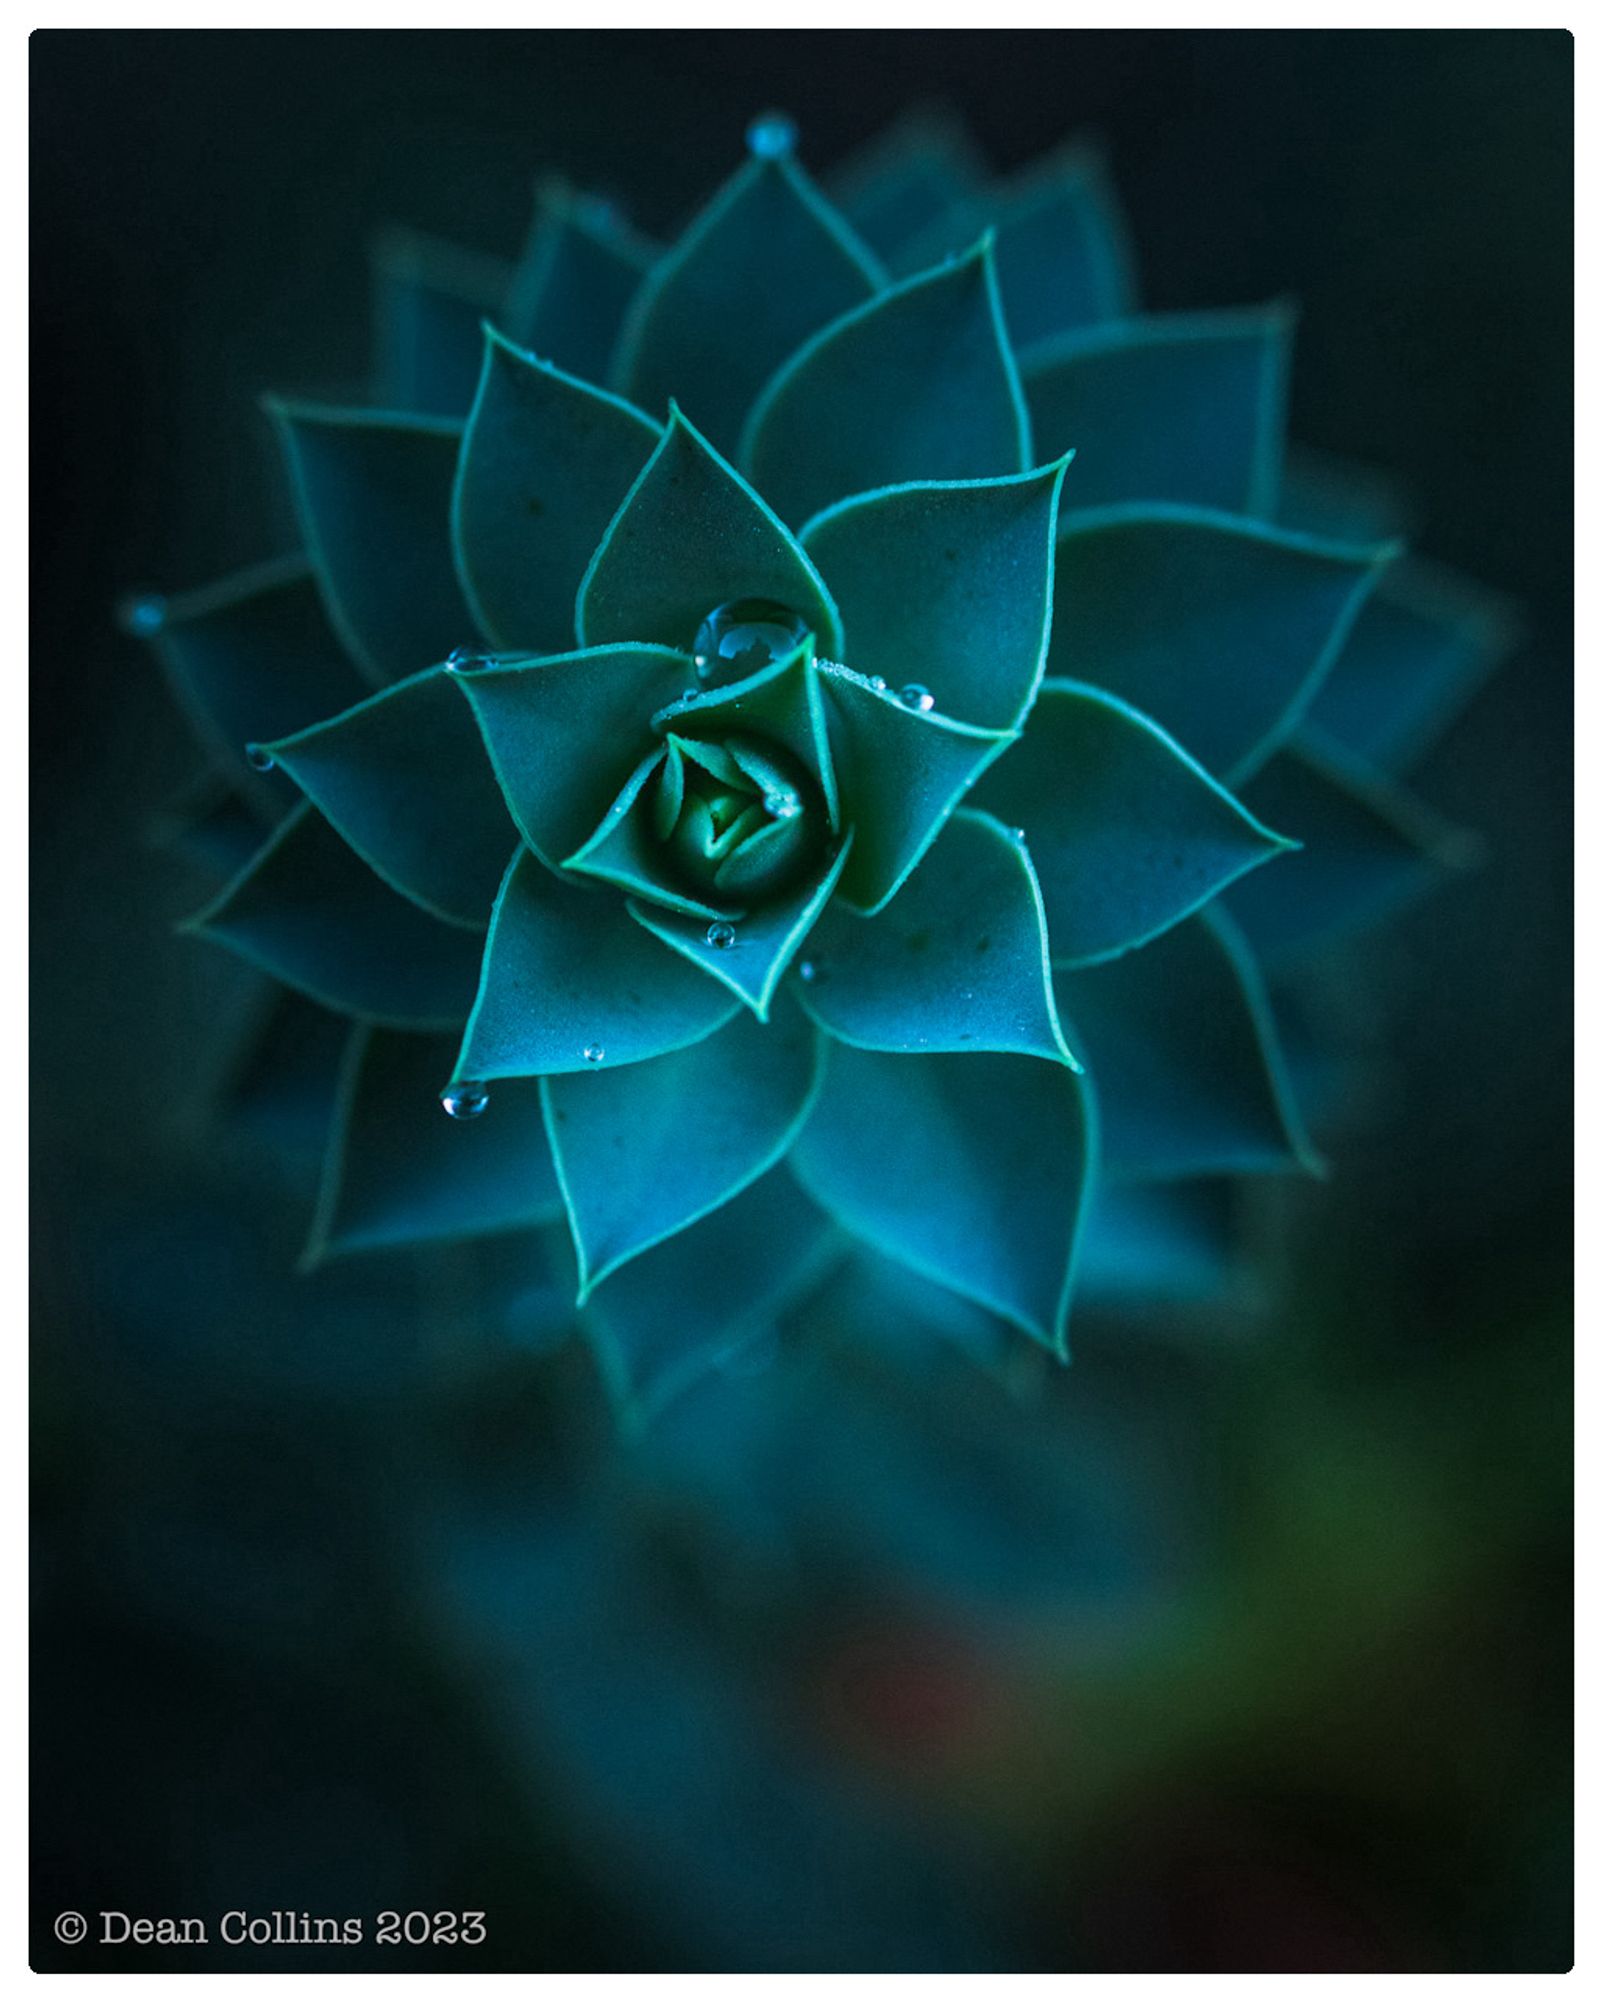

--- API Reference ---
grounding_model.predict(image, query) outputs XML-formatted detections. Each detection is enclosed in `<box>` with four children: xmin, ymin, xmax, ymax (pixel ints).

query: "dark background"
<box><xmin>32</xmin><ymin>29</ymin><xmax>1571</xmax><ymax>1971</ymax></box>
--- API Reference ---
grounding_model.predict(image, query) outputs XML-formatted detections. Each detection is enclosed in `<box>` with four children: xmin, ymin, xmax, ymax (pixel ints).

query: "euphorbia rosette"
<box><xmin>135</xmin><ymin>111</ymin><xmax>1503</xmax><ymax>1406</ymax></box>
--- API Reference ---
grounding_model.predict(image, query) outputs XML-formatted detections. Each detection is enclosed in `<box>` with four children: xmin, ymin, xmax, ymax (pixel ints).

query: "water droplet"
<box><xmin>582</xmin><ymin>1043</ymin><xmax>606</xmax><ymax>1065</ymax></box>
<box><xmin>679</xmin><ymin>686</ymin><xmax>701</xmax><ymax>702</ymax></box>
<box><xmin>797</xmin><ymin>959</ymin><xmax>818</xmax><ymax>983</ymax></box>
<box><xmin>691</xmin><ymin>598</ymin><xmax>810</xmax><ymax>687</ymax></box>
<box><xmin>899</xmin><ymin>682</ymin><xmax>935</xmax><ymax>712</ymax></box>
<box><xmin>763</xmin><ymin>789</ymin><xmax>800</xmax><ymax>820</ymax></box>
<box><xmin>867</xmin><ymin>675</ymin><xmax>889</xmax><ymax>693</ymax></box>
<box><xmin>120</xmin><ymin>591</ymin><xmax>167</xmax><ymax>637</ymax></box>
<box><xmin>440</xmin><ymin>1079</ymin><xmax>489</xmax><ymax>1119</ymax></box>
<box><xmin>445</xmin><ymin>646</ymin><xmax>477</xmax><ymax>671</ymax></box>
<box><xmin>705</xmin><ymin>920</ymin><xmax>737</xmax><ymax>951</ymax></box>
<box><xmin>245</xmin><ymin>744</ymin><xmax>276</xmax><ymax>772</ymax></box>
<box><xmin>746</xmin><ymin>110</ymin><xmax>797</xmax><ymax>160</ymax></box>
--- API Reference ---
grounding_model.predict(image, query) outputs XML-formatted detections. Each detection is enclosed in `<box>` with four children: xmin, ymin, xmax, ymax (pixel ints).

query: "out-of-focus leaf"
<box><xmin>368</xmin><ymin>224</ymin><xmax>511</xmax><ymax>417</ymax></box>
<box><xmin>501</xmin><ymin>180</ymin><xmax>655</xmax><ymax>384</ymax></box>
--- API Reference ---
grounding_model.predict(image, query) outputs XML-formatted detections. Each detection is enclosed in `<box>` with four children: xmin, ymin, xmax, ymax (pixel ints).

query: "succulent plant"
<box><xmin>132</xmin><ymin>109</ymin><xmax>1511</xmax><ymax>1423</ymax></box>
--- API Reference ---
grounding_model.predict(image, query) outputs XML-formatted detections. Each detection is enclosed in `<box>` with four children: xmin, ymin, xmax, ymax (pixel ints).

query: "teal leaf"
<box><xmin>502</xmin><ymin>180</ymin><xmax>655</xmax><ymax>384</ymax></box>
<box><xmin>628</xmin><ymin>831</ymin><xmax>854</xmax><ymax>1020</ymax></box>
<box><xmin>1227</xmin><ymin>729</ymin><xmax>1482</xmax><ymax>967</ymax></box>
<box><xmin>581</xmin><ymin>1171</ymin><xmax>841</xmax><ymax>1429</ymax></box>
<box><xmin>650</xmin><ymin>637</ymin><xmax>839</xmax><ymax>828</ymax></box>
<box><xmin>563</xmin><ymin>746</ymin><xmax>734</xmax><ymax>920</ymax></box>
<box><xmin>451</xmin><ymin>327</ymin><xmax>662</xmax><ymax>652</ymax></box>
<box><xmin>451</xmin><ymin>644</ymin><xmax>692</xmax><ymax>870</ymax></box>
<box><xmin>181</xmin><ymin>804</ymin><xmax>482</xmax><ymax>1029</ymax></box>
<box><xmin>1024</xmin><ymin>307</ymin><xmax>1293</xmax><ymax>516</ymax></box>
<box><xmin>1306</xmin><ymin>556</ymin><xmax>1520</xmax><ymax>770</ymax></box>
<box><xmin>741</xmin><ymin>239</ymin><xmax>1032</xmax><ymax>530</ymax></box>
<box><xmin>1278</xmin><ymin>443</ymin><xmax>1413</xmax><ymax>547</ymax></box>
<box><xmin>827</xmin><ymin>108</ymin><xmax>986</xmax><ymax>264</ymax></box>
<box><xmin>818</xmin><ymin>661</ymin><xmax>1014</xmax><ymax>914</ymax></box>
<box><xmin>611</xmin><ymin>150</ymin><xmax>882</xmax><ymax>453</ymax></box>
<box><xmin>219</xmin><ymin>988</ymin><xmax>351</xmax><ymax>1175</ymax></box>
<box><xmin>150</xmin><ymin>771</ymin><xmax>272</xmax><ymax>883</ymax></box>
<box><xmin>368</xmin><ymin>224</ymin><xmax>512</xmax><ymax>417</ymax></box>
<box><xmin>972</xmin><ymin>679</ymin><xmax>1293</xmax><ymax>963</ymax></box>
<box><xmin>1074</xmin><ymin>1179</ymin><xmax>1236</xmax><ymax>1306</ymax></box>
<box><xmin>450</xmin><ymin>847</ymin><xmax>740</xmax><ymax>1081</ymax></box>
<box><xmin>575</xmin><ymin>407</ymin><xmax>844</xmax><ymax>656</ymax></box>
<box><xmin>543</xmin><ymin>998</ymin><xmax>823</xmax><ymax>1298</ymax></box>
<box><xmin>268</xmin><ymin>401</ymin><xmax>477</xmax><ymax>683</ymax></box>
<box><xmin>1050</xmin><ymin>505</ymin><xmax>1394</xmax><ymax>782</ymax></box>
<box><xmin>789</xmin><ymin>1043</ymin><xmax>1097</xmax><ymax>1352</ymax></box>
<box><xmin>1054</xmin><ymin>906</ymin><xmax>1319</xmax><ymax>1180</ymax></box>
<box><xmin>798</xmin><ymin>809</ymin><xmax>1076</xmax><ymax>1064</ymax></box>
<box><xmin>260</xmin><ymin>667</ymin><xmax>512</xmax><ymax>928</ymax></box>
<box><xmin>799</xmin><ymin>460</ymin><xmax>1067</xmax><ymax>731</ymax></box>
<box><xmin>131</xmin><ymin>555</ymin><xmax>371</xmax><ymax>789</ymax></box>
<box><xmin>303</xmin><ymin>1025</ymin><xmax>561</xmax><ymax>1265</ymax></box>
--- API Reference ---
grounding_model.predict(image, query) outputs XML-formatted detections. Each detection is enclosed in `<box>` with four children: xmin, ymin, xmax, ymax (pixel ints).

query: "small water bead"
<box><xmin>120</xmin><ymin>591</ymin><xmax>167</xmax><ymax>637</ymax></box>
<box><xmin>691</xmin><ymin>598</ymin><xmax>811</xmax><ymax>688</ymax></box>
<box><xmin>440</xmin><ymin>1080</ymin><xmax>490</xmax><ymax>1119</ymax></box>
<box><xmin>705</xmin><ymin>921</ymin><xmax>737</xmax><ymax>951</ymax></box>
<box><xmin>867</xmin><ymin>675</ymin><xmax>889</xmax><ymax>693</ymax></box>
<box><xmin>899</xmin><ymin>683</ymin><xmax>935</xmax><ymax>712</ymax></box>
<box><xmin>445</xmin><ymin>647</ymin><xmax>497</xmax><ymax>673</ymax></box>
<box><xmin>745</xmin><ymin>110</ymin><xmax>798</xmax><ymax>161</ymax></box>
<box><xmin>763</xmin><ymin>789</ymin><xmax>800</xmax><ymax>820</ymax></box>
<box><xmin>245</xmin><ymin>744</ymin><xmax>276</xmax><ymax>772</ymax></box>
<box><xmin>679</xmin><ymin>687</ymin><xmax>701</xmax><ymax>703</ymax></box>
<box><xmin>797</xmin><ymin>959</ymin><xmax>818</xmax><ymax>983</ymax></box>
<box><xmin>582</xmin><ymin>1043</ymin><xmax>606</xmax><ymax>1065</ymax></box>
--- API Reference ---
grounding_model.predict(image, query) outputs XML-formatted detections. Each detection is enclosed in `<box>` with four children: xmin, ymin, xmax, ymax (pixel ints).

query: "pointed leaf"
<box><xmin>452</xmin><ymin>643</ymin><xmax>693</xmax><ymax>869</ymax></box>
<box><xmin>827</xmin><ymin>109</ymin><xmax>986</xmax><ymax>264</ymax></box>
<box><xmin>451</xmin><ymin>327</ymin><xmax>662</xmax><ymax>652</ymax></box>
<box><xmin>268</xmin><ymin>401</ymin><xmax>477</xmax><ymax>683</ymax></box>
<box><xmin>544</xmin><ymin>998</ymin><xmax>823</xmax><ymax>1297</ymax></box>
<box><xmin>799</xmin><ymin>809</ymin><xmax>1074</xmax><ymax>1064</ymax></box>
<box><xmin>1074</xmin><ymin>1178</ymin><xmax>1236</xmax><ymax>1306</ymax></box>
<box><xmin>800</xmin><ymin>461</ymin><xmax>1067</xmax><ymax>731</ymax></box>
<box><xmin>1054</xmin><ymin>906</ymin><xmax>1318</xmax><ymax>1180</ymax></box>
<box><xmin>1050</xmin><ymin>505</ymin><xmax>1394</xmax><ymax>782</ymax></box>
<box><xmin>973</xmin><ymin>679</ymin><xmax>1293</xmax><ymax>963</ymax></box>
<box><xmin>261</xmin><ymin>666</ymin><xmax>513</xmax><ymax>927</ymax></box>
<box><xmin>575</xmin><ymin>407</ymin><xmax>843</xmax><ymax>656</ymax></box>
<box><xmin>789</xmin><ymin>1044</ymin><xmax>1096</xmax><ymax>1352</ymax></box>
<box><xmin>502</xmin><ymin>180</ymin><xmax>655</xmax><ymax>383</ymax></box>
<box><xmin>304</xmin><ymin>1025</ymin><xmax>561</xmax><ymax>1264</ymax></box>
<box><xmin>182</xmin><ymin>804</ymin><xmax>482</xmax><ymax>1028</ymax></box>
<box><xmin>628</xmin><ymin>831</ymin><xmax>854</xmax><ymax>1020</ymax></box>
<box><xmin>451</xmin><ymin>848</ymin><xmax>739</xmax><ymax>1081</ymax></box>
<box><xmin>984</xmin><ymin>144</ymin><xmax>1138</xmax><ymax>346</ymax></box>
<box><xmin>369</xmin><ymin>224</ymin><xmax>511</xmax><ymax>417</ymax></box>
<box><xmin>131</xmin><ymin>555</ymin><xmax>371</xmax><ymax>788</ymax></box>
<box><xmin>581</xmin><ymin>1171</ymin><xmax>841</xmax><ymax>1427</ymax></box>
<box><xmin>1227</xmin><ymin>730</ymin><xmax>1481</xmax><ymax>967</ymax></box>
<box><xmin>1024</xmin><ymin>307</ymin><xmax>1293</xmax><ymax>516</ymax></box>
<box><xmin>564</xmin><ymin>746</ymin><xmax>734</xmax><ymax>920</ymax></box>
<box><xmin>742</xmin><ymin>239</ymin><xmax>1031</xmax><ymax>529</ymax></box>
<box><xmin>611</xmin><ymin>150</ymin><xmax>882</xmax><ymax>452</ymax></box>
<box><xmin>1306</xmin><ymin>556</ymin><xmax>1520</xmax><ymax>770</ymax></box>
<box><xmin>818</xmin><ymin>661</ymin><xmax>1014</xmax><ymax>914</ymax></box>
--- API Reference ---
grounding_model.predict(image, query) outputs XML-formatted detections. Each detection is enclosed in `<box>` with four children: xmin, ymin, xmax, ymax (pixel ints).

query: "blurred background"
<box><xmin>32</xmin><ymin>29</ymin><xmax>1571</xmax><ymax>1971</ymax></box>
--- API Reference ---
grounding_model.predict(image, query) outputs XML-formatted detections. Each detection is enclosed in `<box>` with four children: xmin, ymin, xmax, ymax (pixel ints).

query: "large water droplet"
<box><xmin>691</xmin><ymin>598</ymin><xmax>810</xmax><ymax>687</ymax></box>
<box><xmin>582</xmin><ymin>1044</ymin><xmax>606</xmax><ymax>1065</ymax></box>
<box><xmin>440</xmin><ymin>1079</ymin><xmax>490</xmax><ymax>1119</ymax></box>
<box><xmin>120</xmin><ymin>591</ymin><xmax>167</xmax><ymax>637</ymax></box>
<box><xmin>245</xmin><ymin>744</ymin><xmax>276</xmax><ymax>772</ymax></box>
<box><xmin>746</xmin><ymin>110</ymin><xmax>798</xmax><ymax>160</ymax></box>
<box><xmin>899</xmin><ymin>683</ymin><xmax>935</xmax><ymax>712</ymax></box>
<box><xmin>705</xmin><ymin>920</ymin><xmax>737</xmax><ymax>951</ymax></box>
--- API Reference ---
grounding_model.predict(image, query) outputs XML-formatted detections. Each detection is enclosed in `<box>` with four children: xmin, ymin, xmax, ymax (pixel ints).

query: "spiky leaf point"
<box><xmin>451</xmin><ymin>643</ymin><xmax>693</xmax><ymax>871</ymax></box>
<box><xmin>1306</xmin><ymin>556</ymin><xmax>1521</xmax><ymax>771</ymax></box>
<box><xmin>302</xmin><ymin>1024</ymin><xmax>562</xmax><ymax>1266</ymax></box>
<box><xmin>1074</xmin><ymin>1178</ymin><xmax>1238</xmax><ymax>1306</ymax></box>
<box><xmin>502</xmin><ymin>179</ymin><xmax>656</xmax><ymax>384</ymax></box>
<box><xmin>1227</xmin><ymin>730</ymin><xmax>1483</xmax><ymax>967</ymax></box>
<box><xmin>580</xmin><ymin>1171</ymin><xmax>842</xmax><ymax>1430</ymax></box>
<box><xmin>790</xmin><ymin>1044</ymin><xmax>1097</xmax><ymax>1353</ymax></box>
<box><xmin>1054</xmin><ymin>906</ymin><xmax>1321</xmax><ymax>1181</ymax></box>
<box><xmin>451</xmin><ymin>327</ymin><xmax>662</xmax><ymax>652</ymax></box>
<box><xmin>575</xmin><ymin>406</ymin><xmax>844</xmax><ymax>657</ymax></box>
<box><xmin>611</xmin><ymin>143</ymin><xmax>883</xmax><ymax>452</ymax></box>
<box><xmin>266</xmin><ymin>400</ymin><xmax>477</xmax><ymax>683</ymax></box>
<box><xmin>798</xmin><ymin>809</ymin><xmax>1077</xmax><ymax>1065</ymax></box>
<box><xmin>827</xmin><ymin>107</ymin><xmax>987</xmax><ymax>264</ymax></box>
<box><xmin>741</xmin><ymin>237</ymin><xmax>1032</xmax><ymax>527</ymax></box>
<box><xmin>817</xmin><ymin>661</ymin><xmax>1014</xmax><ymax>915</ymax></box>
<box><xmin>368</xmin><ymin>224</ymin><xmax>512</xmax><ymax>417</ymax></box>
<box><xmin>972</xmin><ymin>679</ymin><xmax>1294</xmax><ymax>963</ymax></box>
<box><xmin>450</xmin><ymin>848</ymin><xmax>739</xmax><ymax>1083</ymax></box>
<box><xmin>259</xmin><ymin>666</ymin><xmax>513</xmax><ymax>928</ymax></box>
<box><xmin>800</xmin><ymin>461</ymin><xmax>1068</xmax><ymax>732</ymax></box>
<box><xmin>544</xmin><ymin>998</ymin><xmax>823</xmax><ymax>1300</ymax></box>
<box><xmin>1050</xmin><ymin>504</ymin><xmax>1395</xmax><ymax>782</ymax></box>
<box><xmin>1024</xmin><ymin>306</ymin><xmax>1294</xmax><ymax>517</ymax></box>
<box><xmin>181</xmin><ymin>804</ymin><xmax>482</xmax><ymax>1029</ymax></box>
<box><xmin>129</xmin><ymin>555</ymin><xmax>370</xmax><ymax>792</ymax></box>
